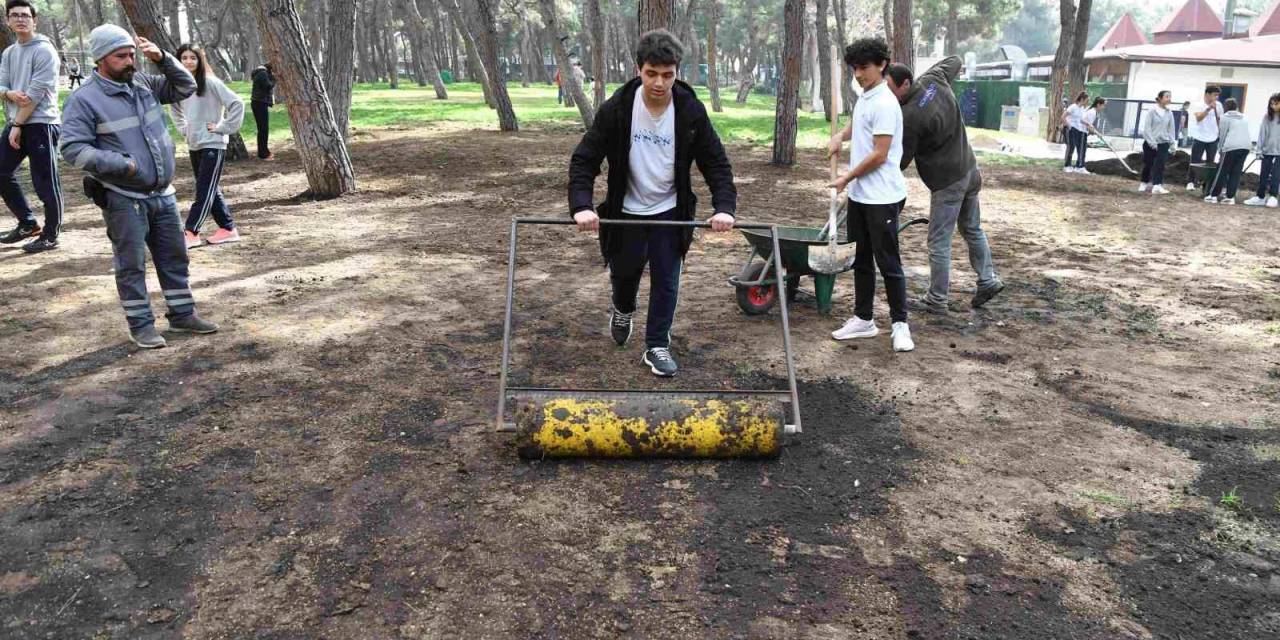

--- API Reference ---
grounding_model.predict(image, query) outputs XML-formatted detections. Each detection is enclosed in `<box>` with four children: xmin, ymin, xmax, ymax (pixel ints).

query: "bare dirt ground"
<box><xmin>2</xmin><ymin>121</ymin><xmax>1279</xmax><ymax>639</ymax></box>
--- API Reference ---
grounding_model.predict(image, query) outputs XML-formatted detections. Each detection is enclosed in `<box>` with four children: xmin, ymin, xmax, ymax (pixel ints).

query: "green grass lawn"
<box><xmin>220</xmin><ymin>80</ymin><xmax>839</xmax><ymax>150</ymax></box>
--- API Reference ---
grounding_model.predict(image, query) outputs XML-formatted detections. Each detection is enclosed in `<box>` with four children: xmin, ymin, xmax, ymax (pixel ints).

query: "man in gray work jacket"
<box><xmin>60</xmin><ymin>24</ymin><xmax>218</xmax><ymax>349</ymax></box>
<box><xmin>886</xmin><ymin>57</ymin><xmax>1004</xmax><ymax>314</ymax></box>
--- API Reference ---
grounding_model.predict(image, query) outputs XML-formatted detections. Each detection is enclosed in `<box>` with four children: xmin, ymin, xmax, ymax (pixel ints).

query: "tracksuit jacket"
<box><xmin>0</xmin><ymin>34</ymin><xmax>60</xmax><ymax>124</ymax></box>
<box><xmin>59</xmin><ymin>54</ymin><xmax>197</xmax><ymax>199</ymax></box>
<box><xmin>568</xmin><ymin>77</ymin><xmax>737</xmax><ymax>260</ymax></box>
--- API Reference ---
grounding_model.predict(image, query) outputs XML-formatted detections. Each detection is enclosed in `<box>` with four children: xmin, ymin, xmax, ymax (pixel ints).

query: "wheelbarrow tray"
<box><xmin>738</xmin><ymin>225</ymin><xmax>852</xmax><ymax>277</ymax></box>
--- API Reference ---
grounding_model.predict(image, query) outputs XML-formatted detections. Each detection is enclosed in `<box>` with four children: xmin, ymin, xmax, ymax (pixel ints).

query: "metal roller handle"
<box><xmin>513</xmin><ymin>216</ymin><xmax>775</xmax><ymax>230</ymax></box>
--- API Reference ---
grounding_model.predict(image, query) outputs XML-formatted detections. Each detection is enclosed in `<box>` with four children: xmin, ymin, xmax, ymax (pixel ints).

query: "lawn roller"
<box><xmin>496</xmin><ymin>218</ymin><xmax>802</xmax><ymax>460</ymax></box>
<box><xmin>729</xmin><ymin>213</ymin><xmax>929</xmax><ymax>316</ymax></box>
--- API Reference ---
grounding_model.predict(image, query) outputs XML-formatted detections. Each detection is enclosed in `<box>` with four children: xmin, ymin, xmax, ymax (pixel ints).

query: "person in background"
<box><xmin>828</xmin><ymin>37</ymin><xmax>914</xmax><ymax>352</ymax></box>
<box><xmin>171</xmin><ymin>44</ymin><xmax>245</xmax><ymax>248</ymax></box>
<box><xmin>0</xmin><ymin>0</ymin><xmax>63</xmax><ymax>254</ymax></box>
<box><xmin>1061</xmin><ymin>91</ymin><xmax>1088</xmax><ymax>174</ymax></box>
<box><xmin>1138</xmin><ymin>90</ymin><xmax>1175</xmax><ymax>196</ymax></box>
<box><xmin>66</xmin><ymin>55</ymin><xmax>82</xmax><ymax>90</ymax></box>
<box><xmin>250</xmin><ymin>61</ymin><xmax>274</xmax><ymax>160</ymax></box>
<box><xmin>1244</xmin><ymin>92</ymin><xmax>1280</xmax><ymax>208</ymax></box>
<box><xmin>1187</xmin><ymin>86</ymin><xmax>1222</xmax><ymax>191</ymax></box>
<box><xmin>1205</xmin><ymin>97</ymin><xmax>1251</xmax><ymax>205</ymax></box>
<box><xmin>1077</xmin><ymin>96</ymin><xmax>1106</xmax><ymax>175</ymax></box>
<box><xmin>1177</xmin><ymin>101</ymin><xmax>1192</xmax><ymax>148</ymax></box>
<box><xmin>60</xmin><ymin>25</ymin><xmax>218</xmax><ymax>348</ymax></box>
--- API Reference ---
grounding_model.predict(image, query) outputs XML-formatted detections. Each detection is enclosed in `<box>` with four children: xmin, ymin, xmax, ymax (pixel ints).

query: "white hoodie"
<box><xmin>169</xmin><ymin>75</ymin><xmax>245</xmax><ymax>151</ymax></box>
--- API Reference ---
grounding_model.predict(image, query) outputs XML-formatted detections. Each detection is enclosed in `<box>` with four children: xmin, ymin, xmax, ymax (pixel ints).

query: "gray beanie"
<box><xmin>89</xmin><ymin>24</ymin><xmax>134</xmax><ymax>62</ymax></box>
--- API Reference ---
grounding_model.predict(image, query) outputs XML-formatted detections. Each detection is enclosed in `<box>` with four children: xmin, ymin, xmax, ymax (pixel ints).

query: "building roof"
<box><xmin>1094</xmin><ymin>13</ymin><xmax>1149</xmax><ymax>50</ymax></box>
<box><xmin>1253</xmin><ymin>0</ymin><xmax>1280</xmax><ymax>36</ymax></box>
<box><xmin>1153</xmin><ymin>0</ymin><xmax>1223</xmax><ymax>36</ymax></box>
<box><xmin>1016</xmin><ymin>33</ymin><xmax>1280</xmax><ymax>69</ymax></box>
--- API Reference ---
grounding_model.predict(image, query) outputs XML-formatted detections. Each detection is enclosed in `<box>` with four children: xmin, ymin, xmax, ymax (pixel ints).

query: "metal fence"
<box><xmin>952</xmin><ymin>80</ymin><xmax>1128</xmax><ymax>131</ymax></box>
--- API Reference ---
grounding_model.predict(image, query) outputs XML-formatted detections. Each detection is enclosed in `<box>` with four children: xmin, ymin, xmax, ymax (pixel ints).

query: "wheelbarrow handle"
<box><xmin>513</xmin><ymin>217</ymin><xmax>777</xmax><ymax>231</ymax></box>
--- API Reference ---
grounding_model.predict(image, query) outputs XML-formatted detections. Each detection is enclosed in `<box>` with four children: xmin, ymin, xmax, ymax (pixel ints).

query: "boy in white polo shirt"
<box><xmin>827</xmin><ymin>38</ymin><xmax>913</xmax><ymax>352</ymax></box>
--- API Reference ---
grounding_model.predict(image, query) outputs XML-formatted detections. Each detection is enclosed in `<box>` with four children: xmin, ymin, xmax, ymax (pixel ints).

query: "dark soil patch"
<box><xmin>1087</xmin><ymin>149</ymin><xmax>1260</xmax><ymax>193</ymax></box>
<box><xmin>1032</xmin><ymin>507</ymin><xmax>1280</xmax><ymax>639</ymax></box>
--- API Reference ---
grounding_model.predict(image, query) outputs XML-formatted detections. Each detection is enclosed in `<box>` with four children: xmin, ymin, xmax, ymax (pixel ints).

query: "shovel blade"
<box><xmin>808</xmin><ymin>243</ymin><xmax>857</xmax><ymax>274</ymax></box>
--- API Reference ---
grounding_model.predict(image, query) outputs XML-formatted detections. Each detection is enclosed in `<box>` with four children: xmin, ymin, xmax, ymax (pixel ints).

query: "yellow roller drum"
<box><xmin>513</xmin><ymin>392</ymin><xmax>784</xmax><ymax>459</ymax></box>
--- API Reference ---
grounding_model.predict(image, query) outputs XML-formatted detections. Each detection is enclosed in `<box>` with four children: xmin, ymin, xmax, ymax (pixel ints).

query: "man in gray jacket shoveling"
<box><xmin>60</xmin><ymin>25</ymin><xmax>218</xmax><ymax>348</ymax></box>
<box><xmin>885</xmin><ymin>56</ymin><xmax>1004</xmax><ymax>314</ymax></box>
<box><xmin>0</xmin><ymin>0</ymin><xmax>64</xmax><ymax>253</ymax></box>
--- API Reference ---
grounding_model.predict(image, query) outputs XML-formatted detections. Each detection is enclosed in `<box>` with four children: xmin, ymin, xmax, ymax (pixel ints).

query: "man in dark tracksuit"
<box><xmin>886</xmin><ymin>56</ymin><xmax>1003</xmax><ymax>313</ymax></box>
<box><xmin>61</xmin><ymin>25</ymin><xmax>218</xmax><ymax>348</ymax></box>
<box><xmin>569</xmin><ymin>29</ymin><xmax>736</xmax><ymax>377</ymax></box>
<box><xmin>250</xmin><ymin>63</ymin><xmax>275</xmax><ymax>159</ymax></box>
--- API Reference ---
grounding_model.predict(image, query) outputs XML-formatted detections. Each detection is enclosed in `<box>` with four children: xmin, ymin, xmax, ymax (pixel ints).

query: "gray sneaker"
<box><xmin>913</xmin><ymin>297</ymin><xmax>948</xmax><ymax>315</ymax></box>
<box><xmin>609</xmin><ymin>306</ymin><xmax>633</xmax><ymax>346</ymax></box>
<box><xmin>642</xmin><ymin>347</ymin><xmax>677</xmax><ymax>378</ymax></box>
<box><xmin>130</xmin><ymin>325</ymin><xmax>167</xmax><ymax>349</ymax></box>
<box><xmin>168</xmin><ymin>315</ymin><xmax>219</xmax><ymax>334</ymax></box>
<box><xmin>972</xmin><ymin>279</ymin><xmax>1005</xmax><ymax>308</ymax></box>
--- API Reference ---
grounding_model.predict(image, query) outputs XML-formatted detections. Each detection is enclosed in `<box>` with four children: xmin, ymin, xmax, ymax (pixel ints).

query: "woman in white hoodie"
<box><xmin>1206</xmin><ymin>98</ymin><xmax>1252</xmax><ymax>205</ymax></box>
<box><xmin>1138</xmin><ymin>91</ymin><xmax>1175</xmax><ymax>195</ymax></box>
<box><xmin>171</xmin><ymin>44</ymin><xmax>245</xmax><ymax>248</ymax></box>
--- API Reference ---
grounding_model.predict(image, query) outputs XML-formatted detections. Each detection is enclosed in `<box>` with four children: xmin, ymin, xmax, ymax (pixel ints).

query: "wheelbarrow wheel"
<box><xmin>736</xmin><ymin>261</ymin><xmax>778</xmax><ymax>315</ymax></box>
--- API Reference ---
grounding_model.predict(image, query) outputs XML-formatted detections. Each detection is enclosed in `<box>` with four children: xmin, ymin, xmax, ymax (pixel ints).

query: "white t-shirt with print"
<box><xmin>1065</xmin><ymin>104</ymin><xmax>1085</xmax><ymax>132</ymax></box>
<box><xmin>622</xmin><ymin>90</ymin><xmax>678</xmax><ymax>215</ymax></box>
<box><xmin>1190</xmin><ymin>100</ymin><xmax>1221</xmax><ymax>142</ymax></box>
<box><xmin>847</xmin><ymin>81</ymin><xmax>906</xmax><ymax>205</ymax></box>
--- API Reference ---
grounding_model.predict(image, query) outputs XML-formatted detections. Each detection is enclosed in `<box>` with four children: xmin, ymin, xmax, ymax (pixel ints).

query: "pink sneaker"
<box><xmin>206</xmin><ymin>228</ymin><xmax>241</xmax><ymax>245</ymax></box>
<box><xmin>184</xmin><ymin>230</ymin><xmax>201</xmax><ymax>249</ymax></box>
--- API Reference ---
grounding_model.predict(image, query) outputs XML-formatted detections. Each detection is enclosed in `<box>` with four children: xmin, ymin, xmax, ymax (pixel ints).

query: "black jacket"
<box><xmin>250</xmin><ymin>66</ymin><xmax>275</xmax><ymax>105</ymax></box>
<box><xmin>568</xmin><ymin>77</ymin><xmax>736</xmax><ymax>260</ymax></box>
<box><xmin>899</xmin><ymin>56</ymin><xmax>977</xmax><ymax>192</ymax></box>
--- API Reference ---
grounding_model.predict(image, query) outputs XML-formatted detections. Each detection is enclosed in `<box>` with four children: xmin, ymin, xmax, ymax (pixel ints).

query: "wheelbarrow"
<box><xmin>729</xmin><ymin>214</ymin><xmax>929</xmax><ymax>316</ymax></box>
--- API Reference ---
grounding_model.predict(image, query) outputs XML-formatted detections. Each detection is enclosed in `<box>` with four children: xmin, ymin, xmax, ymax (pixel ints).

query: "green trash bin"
<box><xmin>440</xmin><ymin>70</ymin><xmax>454</xmax><ymax>84</ymax></box>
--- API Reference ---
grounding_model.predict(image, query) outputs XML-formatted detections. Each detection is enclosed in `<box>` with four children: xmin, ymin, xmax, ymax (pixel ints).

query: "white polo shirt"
<box><xmin>847</xmin><ymin>81</ymin><xmax>906</xmax><ymax>205</ymax></box>
<box><xmin>1190</xmin><ymin>99</ymin><xmax>1221</xmax><ymax>143</ymax></box>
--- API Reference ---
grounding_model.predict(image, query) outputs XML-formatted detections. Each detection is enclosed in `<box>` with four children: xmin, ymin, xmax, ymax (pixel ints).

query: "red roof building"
<box><xmin>1152</xmin><ymin>0</ymin><xmax>1224</xmax><ymax>44</ymax></box>
<box><xmin>1093</xmin><ymin>12</ymin><xmax>1149</xmax><ymax>50</ymax></box>
<box><xmin>1251</xmin><ymin>0</ymin><xmax>1280</xmax><ymax>36</ymax></box>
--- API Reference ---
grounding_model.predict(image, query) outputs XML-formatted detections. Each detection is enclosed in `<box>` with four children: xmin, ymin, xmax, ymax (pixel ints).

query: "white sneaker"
<box><xmin>1244</xmin><ymin>196</ymin><xmax>1266</xmax><ymax>206</ymax></box>
<box><xmin>832</xmin><ymin>316</ymin><xmax>877</xmax><ymax>340</ymax></box>
<box><xmin>1204</xmin><ymin>195</ymin><xmax>1218</xmax><ymax>204</ymax></box>
<box><xmin>1138</xmin><ymin>182</ymin><xmax>1150</xmax><ymax>192</ymax></box>
<box><xmin>1151</xmin><ymin>185</ymin><xmax>1169</xmax><ymax>195</ymax></box>
<box><xmin>1268</xmin><ymin>196</ymin><xmax>1279</xmax><ymax>208</ymax></box>
<box><xmin>891</xmin><ymin>322</ymin><xmax>915</xmax><ymax>352</ymax></box>
<box><xmin>1220</xmin><ymin>197</ymin><xmax>1235</xmax><ymax>205</ymax></box>
<box><xmin>1063</xmin><ymin>166</ymin><xmax>1075</xmax><ymax>173</ymax></box>
<box><xmin>1186</xmin><ymin>182</ymin><xmax>1197</xmax><ymax>191</ymax></box>
<box><xmin>1077</xmin><ymin>168</ymin><xmax>1091</xmax><ymax>175</ymax></box>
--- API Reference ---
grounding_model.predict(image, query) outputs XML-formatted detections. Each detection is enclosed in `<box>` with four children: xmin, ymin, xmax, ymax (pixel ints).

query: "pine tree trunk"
<box><xmin>892</xmin><ymin>0</ymin><xmax>913</xmax><ymax>69</ymax></box>
<box><xmin>882</xmin><ymin>0</ymin><xmax>892</xmax><ymax>42</ymax></box>
<box><xmin>1046</xmin><ymin>0</ymin><xmax>1076</xmax><ymax>143</ymax></box>
<box><xmin>815</xmin><ymin>0</ymin><xmax>833</xmax><ymax>121</ymax></box>
<box><xmin>382</xmin><ymin>0</ymin><xmax>399</xmax><ymax>89</ymax></box>
<box><xmin>399</xmin><ymin>0</ymin><xmax>448</xmax><ymax>98</ymax></box>
<box><xmin>707</xmin><ymin>0</ymin><xmax>723</xmax><ymax>112</ymax></box>
<box><xmin>538</xmin><ymin>0</ymin><xmax>592</xmax><ymax>128</ymax></box>
<box><xmin>772</xmin><ymin>0</ymin><xmax>804</xmax><ymax>166</ymax></box>
<box><xmin>518</xmin><ymin>9</ymin><xmax>534</xmax><ymax>88</ymax></box>
<box><xmin>832</xmin><ymin>0</ymin><xmax>856</xmax><ymax>113</ymax></box>
<box><xmin>250</xmin><ymin>0</ymin><xmax>356</xmax><ymax>198</ymax></box>
<box><xmin>736</xmin><ymin>0</ymin><xmax>761</xmax><ymax>103</ymax></box>
<box><xmin>637</xmin><ymin>0</ymin><xmax>673</xmax><ymax>32</ymax></box>
<box><xmin>584</xmin><ymin>0</ymin><xmax>607</xmax><ymax>108</ymax></box>
<box><xmin>465</xmin><ymin>0</ymin><xmax>518</xmax><ymax>131</ymax></box>
<box><xmin>324</xmin><ymin>0</ymin><xmax>357</xmax><ymax>139</ymax></box>
<box><xmin>443</xmin><ymin>0</ymin><xmax>495</xmax><ymax>108</ymax></box>
<box><xmin>1067</xmin><ymin>0</ymin><xmax>1092</xmax><ymax>99</ymax></box>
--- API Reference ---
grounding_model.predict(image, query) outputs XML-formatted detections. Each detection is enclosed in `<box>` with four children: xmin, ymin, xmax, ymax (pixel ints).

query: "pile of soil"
<box><xmin>1087</xmin><ymin>149</ymin><xmax>1261</xmax><ymax>192</ymax></box>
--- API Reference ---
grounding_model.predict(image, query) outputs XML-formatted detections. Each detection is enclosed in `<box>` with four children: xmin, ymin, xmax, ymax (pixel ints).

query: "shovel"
<box><xmin>809</xmin><ymin>46</ymin><xmax>858</xmax><ymax>274</ymax></box>
<box><xmin>1087</xmin><ymin>125</ymin><xmax>1139</xmax><ymax>175</ymax></box>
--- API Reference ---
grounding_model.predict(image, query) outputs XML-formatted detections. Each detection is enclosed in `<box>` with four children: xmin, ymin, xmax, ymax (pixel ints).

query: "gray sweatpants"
<box><xmin>102</xmin><ymin>192</ymin><xmax>196</xmax><ymax>331</ymax></box>
<box><xmin>924</xmin><ymin>167</ymin><xmax>998</xmax><ymax>305</ymax></box>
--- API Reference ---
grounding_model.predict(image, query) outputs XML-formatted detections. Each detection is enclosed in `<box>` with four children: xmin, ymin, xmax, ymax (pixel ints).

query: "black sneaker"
<box><xmin>972</xmin><ymin>279</ymin><xmax>1006</xmax><ymax>308</ymax></box>
<box><xmin>0</xmin><ymin>223</ymin><xmax>40</xmax><ymax>244</ymax></box>
<box><xmin>642</xmin><ymin>347</ymin><xmax>678</xmax><ymax>378</ymax></box>
<box><xmin>130</xmin><ymin>325</ymin><xmax>167</xmax><ymax>349</ymax></box>
<box><xmin>21</xmin><ymin>237</ymin><xmax>58</xmax><ymax>253</ymax></box>
<box><xmin>609</xmin><ymin>306</ymin><xmax>633</xmax><ymax>346</ymax></box>
<box><xmin>168</xmin><ymin>315</ymin><xmax>219</xmax><ymax>334</ymax></box>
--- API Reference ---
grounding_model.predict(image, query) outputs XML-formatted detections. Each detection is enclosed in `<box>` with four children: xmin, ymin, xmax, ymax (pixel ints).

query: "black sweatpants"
<box><xmin>1211</xmin><ymin>149</ymin><xmax>1249</xmax><ymax>199</ymax></box>
<box><xmin>251</xmin><ymin>100</ymin><xmax>271</xmax><ymax>158</ymax></box>
<box><xmin>848</xmin><ymin>198</ymin><xmax>907</xmax><ymax>324</ymax></box>
<box><xmin>1063</xmin><ymin>129</ymin><xmax>1087</xmax><ymax>168</ymax></box>
<box><xmin>608</xmin><ymin>208</ymin><xmax>683</xmax><ymax>349</ymax></box>
<box><xmin>187</xmin><ymin>149</ymin><xmax>233</xmax><ymax>232</ymax></box>
<box><xmin>1141</xmin><ymin>142</ymin><xmax>1170</xmax><ymax>185</ymax></box>
<box><xmin>0</xmin><ymin>123</ymin><xmax>62</xmax><ymax>241</ymax></box>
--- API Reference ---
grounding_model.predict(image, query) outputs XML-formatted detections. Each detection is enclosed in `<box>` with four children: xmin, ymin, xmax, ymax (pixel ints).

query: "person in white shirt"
<box><xmin>827</xmin><ymin>37</ymin><xmax>913</xmax><ymax>353</ymax></box>
<box><xmin>1076</xmin><ymin>96</ymin><xmax>1106</xmax><ymax>175</ymax></box>
<box><xmin>1061</xmin><ymin>91</ymin><xmax>1088</xmax><ymax>173</ymax></box>
<box><xmin>1187</xmin><ymin>86</ymin><xmax>1222</xmax><ymax>191</ymax></box>
<box><xmin>568</xmin><ymin>30</ymin><xmax>737</xmax><ymax>377</ymax></box>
